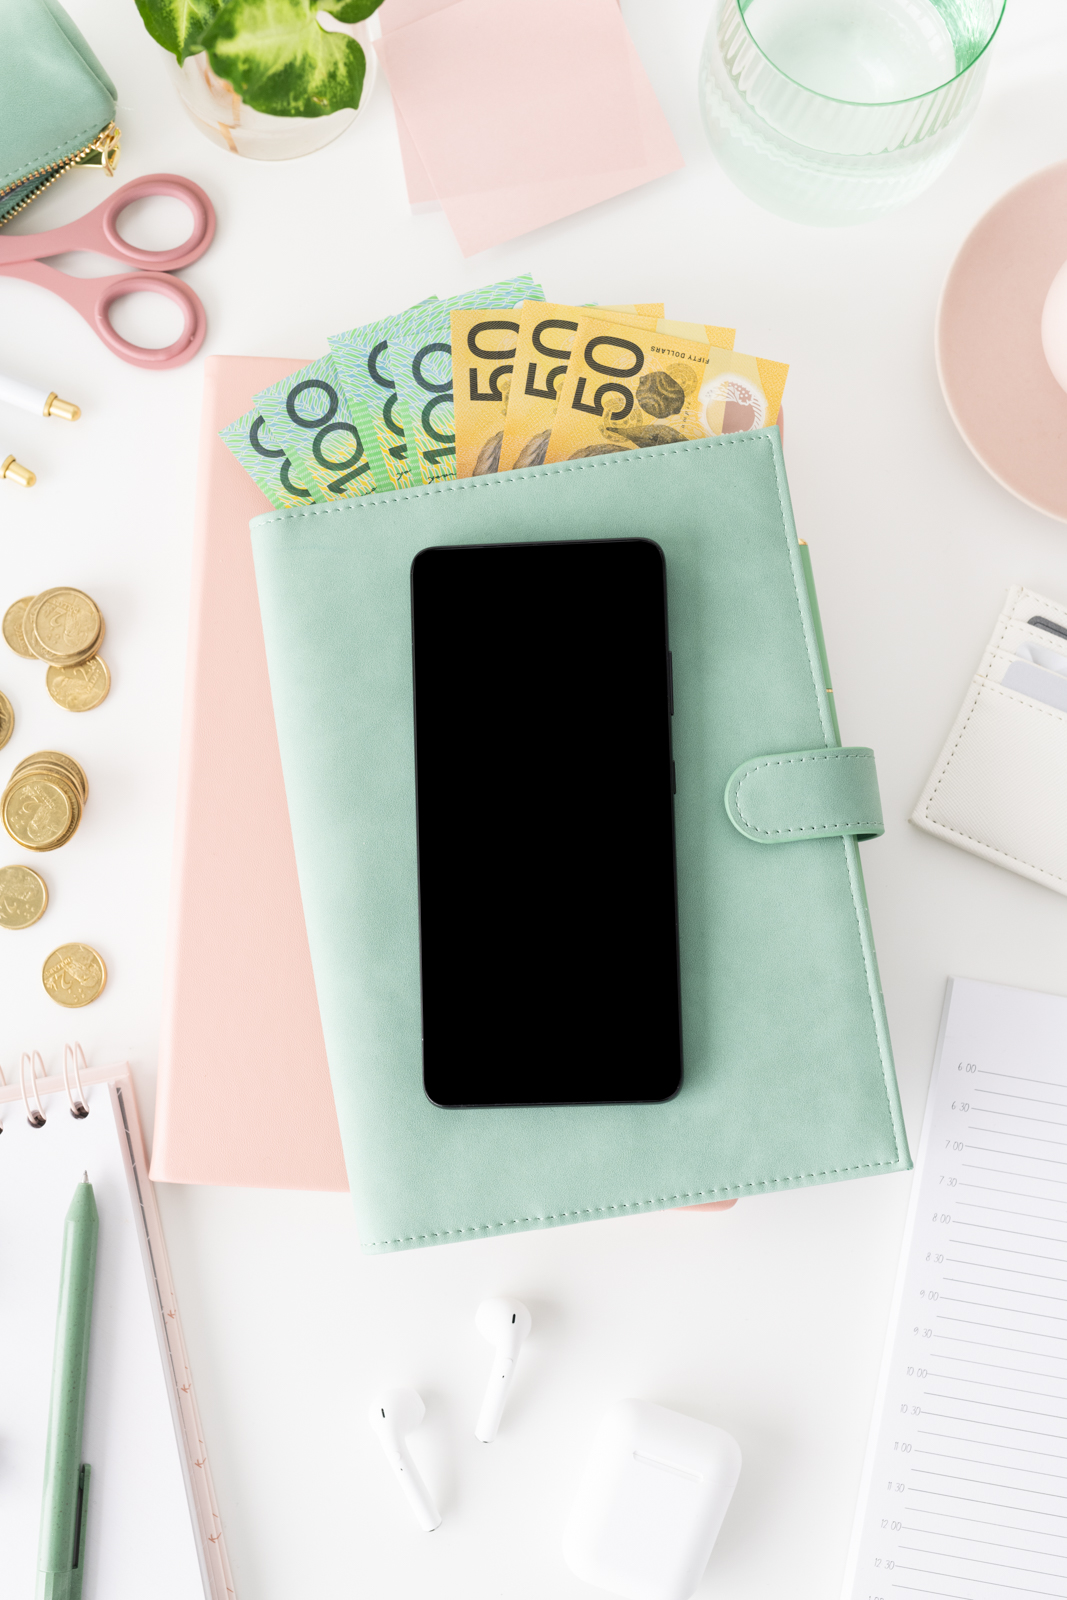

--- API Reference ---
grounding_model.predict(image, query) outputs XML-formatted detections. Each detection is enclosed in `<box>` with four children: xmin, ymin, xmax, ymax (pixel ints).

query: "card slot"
<box><xmin>984</xmin><ymin>620</ymin><xmax>1067</xmax><ymax>668</ymax></box>
<box><xmin>999</xmin><ymin>657</ymin><xmax>1067</xmax><ymax>715</ymax></box>
<box><xmin>975</xmin><ymin>589</ymin><xmax>1067</xmax><ymax>698</ymax></box>
<box><xmin>911</xmin><ymin>680</ymin><xmax>1067</xmax><ymax>894</ymax></box>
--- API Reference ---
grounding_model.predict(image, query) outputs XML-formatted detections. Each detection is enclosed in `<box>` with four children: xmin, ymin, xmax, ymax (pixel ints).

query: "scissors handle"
<box><xmin>0</xmin><ymin>260</ymin><xmax>206</xmax><ymax>370</ymax></box>
<box><xmin>0</xmin><ymin>174</ymin><xmax>215</xmax><ymax>271</ymax></box>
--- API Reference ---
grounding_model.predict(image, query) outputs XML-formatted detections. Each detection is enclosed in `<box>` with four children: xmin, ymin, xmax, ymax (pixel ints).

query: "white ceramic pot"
<box><xmin>169</xmin><ymin>22</ymin><xmax>376</xmax><ymax>161</ymax></box>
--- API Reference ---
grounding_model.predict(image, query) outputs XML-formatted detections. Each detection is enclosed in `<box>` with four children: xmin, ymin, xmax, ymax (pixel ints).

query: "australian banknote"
<box><xmin>450</xmin><ymin>306</ymin><xmax>525</xmax><ymax>477</ymax></box>
<box><xmin>219</xmin><ymin>407</ymin><xmax>317</xmax><ymax>509</ymax></box>
<box><xmin>454</xmin><ymin>300</ymin><xmax>659</xmax><ymax>478</ymax></box>
<box><xmin>254</xmin><ymin>354</ymin><xmax>387</xmax><ymax>501</ymax></box>
<box><xmin>497</xmin><ymin>305</ymin><xmax>735</xmax><ymax>472</ymax></box>
<box><xmin>544</xmin><ymin>316</ymin><xmax>787</xmax><ymax>464</ymax></box>
<box><xmin>387</xmin><ymin>277</ymin><xmax>543</xmax><ymax>486</ymax></box>
<box><xmin>328</xmin><ymin>303</ymin><xmax>438</xmax><ymax>493</ymax></box>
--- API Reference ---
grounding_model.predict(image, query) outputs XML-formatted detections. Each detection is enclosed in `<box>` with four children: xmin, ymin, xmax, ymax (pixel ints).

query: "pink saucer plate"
<box><xmin>937</xmin><ymin>161</ymin><xmax>1067</xmax><ymax>523</ymax></box>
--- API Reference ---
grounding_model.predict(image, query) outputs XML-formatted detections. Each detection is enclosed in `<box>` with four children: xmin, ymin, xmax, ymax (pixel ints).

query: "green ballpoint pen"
<box><xmin>37</xmin><ymin>1173</ymin><xmax>98</xmax><ymax>1600</ymax></box>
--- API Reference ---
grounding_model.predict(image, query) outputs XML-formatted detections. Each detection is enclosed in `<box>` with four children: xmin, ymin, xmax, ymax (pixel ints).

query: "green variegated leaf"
<box><xmin>133</xmin><ymin>0</ymin><xmax>222</xmax><ymax>65</ymax></box>
<box><xmin>198</xmin><ymin>0</ymin><xmax>378</xmax><ymax>118</ymax></box>
<box><xmin>328</xmin><ymin>0</ymin><xmax>382</xmax><ymax>20</ymax></box>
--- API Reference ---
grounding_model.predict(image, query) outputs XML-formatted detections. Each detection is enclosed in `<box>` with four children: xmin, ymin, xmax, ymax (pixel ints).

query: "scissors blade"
<box><xmin>0</xmin><ymin>232</ymin><xmax>52</xmax><ymax>266</ymax></box>
<box><xmin>0</xmin><ymin>258</ymin><xmax>110</xmax><ymax>317</ymax></box>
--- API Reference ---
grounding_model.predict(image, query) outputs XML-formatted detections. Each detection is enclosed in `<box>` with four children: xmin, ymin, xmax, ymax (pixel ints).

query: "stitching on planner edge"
<box><xmin>251</xmin><ymin>433</ymin><xmax>775</xmax><ymax>526</ymax></box>
<box><xmin>766</xmin><ymin>444</ymin><xmax>901</xmax><ymax>1167</ymax></box>
<box><xmin>731</xmin><ymin>751</ymin><xmax>878</xmax><ymax>835</ymax></box>
<box><xmin>368</xmin><ymin>1158</ymin><xmax>903</xmax><ymax>1247</ymax></box>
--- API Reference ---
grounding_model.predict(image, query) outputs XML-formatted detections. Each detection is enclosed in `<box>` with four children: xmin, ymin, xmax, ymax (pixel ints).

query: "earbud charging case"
<box><xmin>562</xmin><ymin>1400</ymin><xmax>741</xmax><ymax>1600</ymax></box>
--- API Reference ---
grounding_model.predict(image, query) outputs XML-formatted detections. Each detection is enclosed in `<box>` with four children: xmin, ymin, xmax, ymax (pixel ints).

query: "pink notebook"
<box><xmin>151</xmin><ymin>356</ymin><xmax>348</xmax><ymax>1191</ymax></box>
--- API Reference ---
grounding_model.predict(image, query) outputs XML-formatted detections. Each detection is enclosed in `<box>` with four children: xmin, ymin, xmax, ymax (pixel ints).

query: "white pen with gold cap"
<box><xmin>0</xmin><ymin>371</ymin><xmax>81</xmax><ymax>487</ymax></box>
<box><xmin>0</xmin><ymin>372</ymin><xmax>80</xmax><ymax>421</ymax></box>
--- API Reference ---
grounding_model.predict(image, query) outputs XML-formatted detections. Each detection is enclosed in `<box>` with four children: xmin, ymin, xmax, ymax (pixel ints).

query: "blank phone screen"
<box><xmin>411</xmin><ymin>539</ymin><xmax>682</xmax><ymax>1108</ymax></box>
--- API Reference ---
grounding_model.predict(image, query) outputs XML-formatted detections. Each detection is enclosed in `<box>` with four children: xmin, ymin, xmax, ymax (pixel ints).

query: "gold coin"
<box><xmin>5</xmin><ymin>770</ymin><xmax>81</xmax><ymax>848</ymax></box>
<box><xmin>46</xmin><ymin>656</ymin><xmax>110</xmax><ymax>712</ymax></box>
<box><xmin>0</xmin><ymin>690</ymin><xmax>12</xmax><ymax>751</ymax></box>
<box><xmin>0</xmin><ymin>863</ymin><xmax>47</xmax><ymax>929</ymax></box>
<box><xmin>11</xmin><ymin>759</ymin><xmax>86</xmax><ymax>807</ymax></box>
<box><xmin>42</xmin><ymin>942</ymin><xmax>107</xmax><ymax>1007</ymax></box>
<box><xmin>12</xmin><ymin>750</ymin><xmax>88</xmax><ymax>803</ymax></box>
<box><xmin>3</xmin><ymin>596</ymin><xmax>37</xmax><ymax>658</ymax></box>
<box><xmin>27</xmin><ymin>588</ymin><xmax>103</xmax><ymax>666</ymax></box>
<box><xmin>21</xmin><ymin>603</ymin><xmax>39</xmax><ymax>658</ymax></box>
<box><xmin>2</xmin><ymin>773</ymin><xmax>78</xmax><ymax>850</ymax></box>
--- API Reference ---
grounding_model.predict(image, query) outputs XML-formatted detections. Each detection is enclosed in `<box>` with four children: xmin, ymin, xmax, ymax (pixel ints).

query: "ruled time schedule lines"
<box><xmin>843</xmin><ymin>979</ymin><xmax>1067</xmax><ymax>1600</ymax></box>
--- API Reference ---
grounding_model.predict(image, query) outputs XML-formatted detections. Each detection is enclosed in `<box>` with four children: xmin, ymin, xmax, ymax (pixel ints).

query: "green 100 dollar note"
<box><xmin>254</xmin><ymin>355</ymin><xmax>387</xmax><ymax>502</ymax></box>
<box><xmin>328</xmin><ymin>304</ymin><xmax>438</xmax><ymax>492</ymax></box>
<box><xmin>387</xmin><ymin>277</ymin><xmax>544</xmax><ymax>486</ymax></box>
<box><xmin>219</xmin><ymin>407</ymin><xmax>316</xmax><ymax>509</ymax></box>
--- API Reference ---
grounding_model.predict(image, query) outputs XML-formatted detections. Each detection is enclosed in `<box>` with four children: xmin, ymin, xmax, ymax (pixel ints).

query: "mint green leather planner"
<box><xmin>251</xmin><ymin>430</ymin><xmax>910</xmax><ymax>1253</ymax></box>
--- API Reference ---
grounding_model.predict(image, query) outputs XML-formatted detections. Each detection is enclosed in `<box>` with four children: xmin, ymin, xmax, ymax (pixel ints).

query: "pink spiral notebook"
<box><xmin>151</xmin><ymin>356</ymin><xmax>348</xmax><ymax>1190</ymax></box>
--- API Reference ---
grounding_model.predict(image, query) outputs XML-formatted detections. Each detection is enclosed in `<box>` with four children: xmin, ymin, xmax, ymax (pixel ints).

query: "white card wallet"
<box><xmin>911</xmin><ymin>586</ymin><xmax>1067</xmax><ymax>896</ymax></box>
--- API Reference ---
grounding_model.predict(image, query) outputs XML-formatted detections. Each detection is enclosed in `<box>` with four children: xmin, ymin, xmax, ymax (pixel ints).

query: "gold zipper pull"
<box><xmin>74</xmin><ymin>123</ymin><xmax>121</xmax><ymax>176</ymax></box>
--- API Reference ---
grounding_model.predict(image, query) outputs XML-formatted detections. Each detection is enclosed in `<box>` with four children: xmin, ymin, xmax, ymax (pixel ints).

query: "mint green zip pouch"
<box><xmin>0</xmin><ymin>0</ymin><xmax>118</xmax><ymax>227</ymax></box>
<box><xmin>251</xmin><ymin>430</ymin><xmax>910</xmax><ymax>1253</ymax></box>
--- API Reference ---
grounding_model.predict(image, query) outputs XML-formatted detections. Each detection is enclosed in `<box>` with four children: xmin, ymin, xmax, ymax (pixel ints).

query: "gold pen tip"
<box><xmin>44</xmin><ymin>392</ymin><xmax>81</xmax><ymax>422</ymax></box>
<box><xmin>1</xmin><ymin>455</ymin><xmax>36</xmax><ymax>487</ymax></box>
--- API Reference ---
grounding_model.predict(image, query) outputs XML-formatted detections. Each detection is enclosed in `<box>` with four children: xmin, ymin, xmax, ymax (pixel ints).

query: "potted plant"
<box><xmin>135</xmin><ymin>0</ymin><xmax>384</xmax><ymax>158</ymax></box>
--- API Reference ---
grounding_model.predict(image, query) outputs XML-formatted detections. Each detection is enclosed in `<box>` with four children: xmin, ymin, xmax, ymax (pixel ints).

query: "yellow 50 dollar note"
<box><xmin>545</xmin><ymin>316</ymin><xmax>786</xmax><ymax>463</ymax></box>
<box><xmin>499</xmin><ymin>305</ymin><xmax>735</xmax><ymax>472</ymax></box>
<box><xmin>452</xmin><ymin>302</ymin><xmax>668</xmax><ymax>477</ymax></box>
<box><xmin>451</xmin><ymin>306</ymin><xmax>524</xmax><ymax>478</ymax></box>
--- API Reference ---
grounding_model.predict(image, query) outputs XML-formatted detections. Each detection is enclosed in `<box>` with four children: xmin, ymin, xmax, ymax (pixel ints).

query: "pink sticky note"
<box><xmin>376</xmin><ymin>0</ymin><xmax>680</xmax><ymax>252</ymax></box>
<box><xmin>378</xmin><ymin>0</ymin><xmax>643</xmax><ymax>190</ymax></box>
<box><xmin>393</xmin><ymin>104</ymin><xmax>440</xmax><ymax>210</ymax></box>
<box><xmin>439</xmin><ymin>31</ymin><xmax>684</xmax><ymax>255</ymax></box>
<box><xmin>377</xmin><ymin>0</ymin><xmax>455</xmax><ymax>27</ymax></box>
<box><xmin>378</xmin><ymin>0</ymin><xmax>457</xmax><ymax>207</ymax></box>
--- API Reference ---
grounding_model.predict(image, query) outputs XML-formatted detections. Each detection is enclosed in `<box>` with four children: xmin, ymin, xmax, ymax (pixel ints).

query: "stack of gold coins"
<box><xmin>2</xmin><ymin>588</ymin><xmax>110</xmax><ymax>711</ymax></box>
<box><xmin>1</xmin><ymin>750</ymin><xmax>88</xmax><ymax>851</ymax></box>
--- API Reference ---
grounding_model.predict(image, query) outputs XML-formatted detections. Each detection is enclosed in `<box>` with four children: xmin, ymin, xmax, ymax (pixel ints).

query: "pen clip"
<box><xmin>70</xmin><ymin>1463</ymin><xmax>90</xmax><ymax>1600</ymax></box>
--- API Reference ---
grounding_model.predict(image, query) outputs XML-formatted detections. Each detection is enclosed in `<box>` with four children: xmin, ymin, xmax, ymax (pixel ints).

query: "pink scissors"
<box><xmin>0</xmin><ymin>173</ymin><xmax>215</xmax><ymax>371</ymax></box>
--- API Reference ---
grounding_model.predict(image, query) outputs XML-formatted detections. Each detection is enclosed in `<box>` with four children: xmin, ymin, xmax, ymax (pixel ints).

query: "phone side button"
<box><xmin>668</xmin><ymin>652</ymin><xmax>674</xmax><ymax>715</ymax></box>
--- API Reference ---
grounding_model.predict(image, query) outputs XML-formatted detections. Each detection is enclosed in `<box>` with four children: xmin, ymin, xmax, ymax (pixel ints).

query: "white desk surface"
<box><xmin>2</xmin><ymin>3</ymin><xmax>1067</xmax><ymax>1596</ymax></box>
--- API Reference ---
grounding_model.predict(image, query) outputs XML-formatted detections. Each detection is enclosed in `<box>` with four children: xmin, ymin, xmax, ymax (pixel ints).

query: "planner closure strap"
<box><xmin>724</xmin><ymin>747</ymin><xmax>884</xmax><ymax>843</ymax></box>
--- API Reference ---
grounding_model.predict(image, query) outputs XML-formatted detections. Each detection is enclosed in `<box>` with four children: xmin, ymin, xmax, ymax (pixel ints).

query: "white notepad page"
<box><xmin>0</xmin><ymin>1067</ymin><xmax>229</xmax><ymax>1600</ymax></box>
<box><xmin>842</xmin><ymin>979</ymin><xmax>1067</xmax><ymax>1600</ymax></box>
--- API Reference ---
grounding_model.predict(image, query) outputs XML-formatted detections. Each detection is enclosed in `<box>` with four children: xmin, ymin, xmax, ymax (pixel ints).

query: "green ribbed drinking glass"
<box><xmin>700</xmin><ymin>0</ymin><xmax>1006</xmax><ymax>225</ymax></box>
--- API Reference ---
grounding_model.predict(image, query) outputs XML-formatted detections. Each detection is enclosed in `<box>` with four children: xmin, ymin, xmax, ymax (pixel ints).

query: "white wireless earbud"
<box><xmin>475</xmin><ymin>1297</ymin><xmax>532</xmax><ymax>1443</ymax></box>
<box><xmin>368</xmin><ymin>1387</ymin><xmax>442</xmax><ymax>1531</ymax></box>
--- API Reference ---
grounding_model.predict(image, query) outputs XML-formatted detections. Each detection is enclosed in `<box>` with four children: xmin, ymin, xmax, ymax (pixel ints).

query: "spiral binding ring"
<box><xmin>20</xmin><ymin>1051</ymin><xmax>47</xmax><ymax>1128</ymax></box>
<box><xmin>64</xmin><ymin>1044</ymin><xmax>90</xmax><ymax>1119</ymax></box>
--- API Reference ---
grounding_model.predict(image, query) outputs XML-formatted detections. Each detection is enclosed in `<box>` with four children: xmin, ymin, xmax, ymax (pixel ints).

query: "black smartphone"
<box><xmin>410</xmin><ymin>538</ymin><xmax>682</xmax><ymax>1109</ymax></box>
